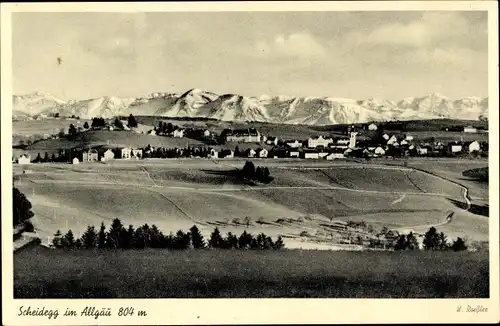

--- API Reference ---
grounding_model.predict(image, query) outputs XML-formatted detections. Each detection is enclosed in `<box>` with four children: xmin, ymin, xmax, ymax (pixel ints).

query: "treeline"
<box><xmin>392</xmin><ymin>227</ymin><xmax>468</xmax><ymax>252</ymax></box>
<box><xmin>241</xmin><ymin>161</ymin><xmax>273</xmax><ymax>183</ymax></box>
<box><xmin>51</xmin><ymin>218</ymin><xmax>285</xmax><ymax>250</ymax></box>
<box><xmin>13</xmin><ymin>187</ymin><xmax>34</xmax><ymax>232</ymax></box>
<box><xmin>144</xmin><ymin>145</ymin><xmax>214</xmax><ymax>159</ymax></box>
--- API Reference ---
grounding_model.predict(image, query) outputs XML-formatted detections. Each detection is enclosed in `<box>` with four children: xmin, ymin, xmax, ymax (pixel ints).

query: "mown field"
<box><xmin>12</xmin><ymin>159</ymin><xmax>489</xmax><ymax>248</ymax></box>
<box><xmin>14</xmin><ymin>247</ymin><xmax>489</xmax><ymax>298</ymax></box>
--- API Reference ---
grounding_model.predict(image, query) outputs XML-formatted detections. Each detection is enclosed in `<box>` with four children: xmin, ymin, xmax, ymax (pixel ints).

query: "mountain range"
<box><xmin>12</xmin><ymin>89</ymin><xmax>489</xmax><ymax>125</ymax></box>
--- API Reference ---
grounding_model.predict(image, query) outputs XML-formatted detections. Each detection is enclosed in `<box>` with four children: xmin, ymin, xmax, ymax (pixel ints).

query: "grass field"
<box><xmin>12</xmin><ymin>158</ymin><xmax>489</xmax><ymax>249</ymax></box>
<box><xmin>13</xmin><ymin>247</ymin><xmax>489</xmax><ymax>298</ymax></box>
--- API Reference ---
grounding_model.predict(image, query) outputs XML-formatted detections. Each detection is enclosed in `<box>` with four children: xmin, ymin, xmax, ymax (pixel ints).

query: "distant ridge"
<box><xmin>13</xmin><ymin>89</ymin><xmax>489</xmax><ymax>125</ymax></box>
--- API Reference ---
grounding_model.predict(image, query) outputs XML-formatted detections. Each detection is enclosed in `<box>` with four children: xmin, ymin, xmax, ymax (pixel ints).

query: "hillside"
<box><xmin>13</xmin><ymin>90</ymin><xmax>489</xmax><ymax>125</ymax></box>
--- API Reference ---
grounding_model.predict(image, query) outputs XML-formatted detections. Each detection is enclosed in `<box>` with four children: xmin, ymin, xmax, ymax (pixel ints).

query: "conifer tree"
<box><xmin>190</xmin><ymin>225</ymin><xmax>206</xmax><ymax>249</ymax></box>
<box><xmin>97</xmin><ymin>222</ymin><xmax>107</xmax><ymax>249</ymax></box>
<box><xmin>81</xmin><ymin>225</ymin><xmax>97</xmax><ymax>249</ymax></box>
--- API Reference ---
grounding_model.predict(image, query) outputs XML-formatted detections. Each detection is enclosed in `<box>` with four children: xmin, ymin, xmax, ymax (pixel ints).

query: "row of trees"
<box><xmin>393</xmin><ymin>227</ymin><xmax>468</xmax><ymax>251</ymax></box>
<box><xmin>241</xmin><ymin>161</ymin><xmax>272</xmax><ymax>183</ymax></box>
<box><xmin>13</xmin><ymin>187</ymin><xmax>34</xmax><ymax>229</ymax></box>
<box><xmin>51</xmin><ymin>219</ymin><xmax>285</xmax><ymax>250</ymax></box>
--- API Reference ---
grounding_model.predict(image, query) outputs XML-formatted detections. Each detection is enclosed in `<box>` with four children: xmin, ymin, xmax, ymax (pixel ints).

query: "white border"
<box><xmin>2</xmin><ymin>2</ymin><xmax>499</xmax><ymax>325</ymax></box>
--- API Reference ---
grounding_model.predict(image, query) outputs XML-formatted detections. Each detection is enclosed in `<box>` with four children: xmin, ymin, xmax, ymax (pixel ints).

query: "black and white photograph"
<box><xmin>2</xmin><ymin>1</ymin><xmax>499</xmax><ymax>324</ymax></box>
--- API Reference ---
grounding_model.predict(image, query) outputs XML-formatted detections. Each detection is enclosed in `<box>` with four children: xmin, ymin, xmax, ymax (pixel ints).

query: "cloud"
<box><xmin>255</xmin><ymin>32</ymin><xmax>326</xmax><ymax>58</ymax></box>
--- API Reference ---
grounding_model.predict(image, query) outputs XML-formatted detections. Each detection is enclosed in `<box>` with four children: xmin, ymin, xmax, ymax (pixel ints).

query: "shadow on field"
<box><xmin>462</xmin><ymin>167</ymin><xmax>489</xmax><ymax>183</ymax></box>
<box><xmin>447</xmin><ymin>198</ymin><xmax>489</xmax><ymax>217</ymax></box>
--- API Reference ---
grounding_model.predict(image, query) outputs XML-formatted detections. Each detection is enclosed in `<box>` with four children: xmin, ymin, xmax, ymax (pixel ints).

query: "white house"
<box><xmin>72</xmin><ymin>157</ymin><xmax>80</xmax><ymax>165</ymax></box>
<box><xmin>318</xmin><ymin>152</ymin><xmax>329</xmax><ymax>158</ymax></box>
<box><xmin>289</xmin><ymin>151</ymin><xmax>300</xmax><ymax>158</ymax></box>
<box><xmin>304</xmin><ymin>152</ymin><xmax>319</xmax><ymax>159</ymax></box>
<box><xmin>468</xmin><ymin>141</ymin><xmax>480</xmax><ymax>153</ymax></box>
<box><xmin>382</xmin><ymin>133</ymin><xmax>390</xmax><ymax>141</ymax></box>
<box><xmin>17</xmin><ymin>155</ymin><xmax>31</xmax><ymax>165</ymax></box>
<box><xmin>308</xmin><ymin>136</ymin><xmax>333</xmax><ymax>148</ymax></box>
<box><xmin>107</xmin><ymin>125</ymin><xmax>115</xmax><ymax>131</ymax></box>
<box><xmin>132</xmin><ymin>149</ymin><xmax>143</xmax><ymax>159</ymax></box>
<box><xmin>209</xmin><ymin>149</ymin><xmax>218</xmax><ymax>159</ymax></box>
<box><xmin>405</xmin><ymin>135</ymin><xmax>414</xmax><ymax>141</ymax></box>
<box><xmin>374</xmin><ymin>147</ymin><xmax>386</xmax><ymax>155</ymax></box>
<box><xmin>247</xmin><ymin>149</ymin><xmax>257</xmax><ymax>158</ymax></box>
<box><xmin>451</xmin><ymin>144</ymin><xmax>463</xmax><ymax>153</ymax></box>
<box><xmin>257</xmin><ymin>148</ymin><xmax>268</xmax><ymax>158</ymax></box>
<box><xmin>400</xmin><ymin>139</ymin><xmax>409</xmax><ymax>146</ymax></box>
<box><xmin>102</xmin><ymin>149</ymin><xmax>115</xmax><ymax>161</ymax></box>
<box><xmin>464</xmin><ymin>126</ymin><xmax>477</xmax><ymax>133</ymax></box>
<box><xmin>121</xmin><ymin>147</ymin><xmax>132</xmax><ymax>159</ymax></box>
<box><xmin>203</xmin><ymin>129</ymin><xmax>211</xmax><ymax>137</ymax></box>
<box><xmin>82</xmin><ymin>149</ymin><xmax>99</xmax><ymax>162</ymax></box>
<box><xmin>368</xmin><ymin>123</ymin><xmax>378</xmax><ymax>131</ymax></box>
<box><xmin>286</xmin><ymin>140</ymin><xmax>302</xmax><ymax>148</ymax></box>
<box><xmin>173</xmin><ymin>129</ymin><xmax>185</xmax><ymax>138</ymax></box>
<box><xmin>417</xmin><ymin>147</ymin><xmax>428</xmax><ymax>155</ymax></box>
<box><xmin>148</xmin><ymin>129</ymin><xmax>156</xmax><ymax>136</ymax></box>
<box><xmin>326</xmin><ymin>153</ymin><xmax>344</xmax><ymax>160</ymax></box>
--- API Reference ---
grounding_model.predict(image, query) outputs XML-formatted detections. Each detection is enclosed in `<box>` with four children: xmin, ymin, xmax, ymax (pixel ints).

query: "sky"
<box><xmin>12</xmin><ymin>11</ymin><xmax>488</xmax><ymax>100</ymax></box>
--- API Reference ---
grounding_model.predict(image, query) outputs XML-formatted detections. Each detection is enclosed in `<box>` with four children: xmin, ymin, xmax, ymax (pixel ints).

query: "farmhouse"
<box><xmin>72</xmin><ymin>157</ymin><xmax>80</xmax><ymax>165</ymax></box>
<box><xmin>102</xmin><ymin>149</ymin><xmax>115</xmax><ymax>161</ymax></box>
<box><xmin>132</xmin><ymin>149</ymin><xmax>143</xmax><ymax>159</ymax></box>
<box><xmin>226</xmin><ymin>128</ymin><xmax>261</xmax><ymax>143</ymax></box>
<box><xmin>387</xmin><ymin>135</ymin><xmax>399</xmax><ymax>146</ymax></box>
<box><xmin>308</xmin><ymin>136</ymin><xmax>333</xmax><ymax>148</ymax></box>
<box><xmin>173</xmin><ymin>129</ymin><xmax>185</xmax><ymax>138</ymax></box>
<box><xmin>17</xmin><ymin>155</ymin><xmax>31</xmax><ymax>165</ymax></box>
<box><xmin>464</xmin><ymin>126</ymin><xmax>477</xmax><ymax>133</ymax></box>
<box><xmin>374</xmin><ymin>147</ymin><xmax>386</xmax><ymax>156</ymax></box>
<box><xmin>289</xmin><ymin>150</ymin><xmax>300</xmax><ymax>158</ymax></box>
<box><xmin>256</xmin><ymin>148</ymin><xmax>268</xmax><ymax>158</ymax></box>
<box><xmin>285</xmin><ymin>140</ymin><xmax>302</xmax><ymax>148</ymax></box>
<box><xmin>303</xmin><ymin>151</ymin><xmax>320</xmax><ymax>159</ymax></box>
<box><xmin>246</xmin><ymin>148</ymin><xmax>257</xmax><ymax>158</ymax></box>
<box><xmin>405</xmin><ymin>135</ymin><xmax>414</xmax><ymax>141</ymax></box>
<box><xmin>121</xmin><ymin>147</ymin><xmax>132</xmax><ymax>159</ymax></box>
<box><xmin>368</xmin><ymin>123</ymin><xmax>378</xmax><ymax>131</ymax></box>
<box><xmin>203</xmin><ymin>129</ymin><xmax>211</xmax><ymax>137</ymax></box>
<box><xmin>148</xmin><ymin>129</ymin><xmax>156</xmax><ymax>136</ymax></box>
<box><xmin>326</xmin><ymin>152</ymin><xmax>344</xmax><ymax>160</ymax></box>
<box><xmin>82</xmin><ymin>149</ymin><xmax>99</xmax><ymax>162</ymax></box>
<box><xmin>382</xmin><ymin>133</ymin><xmax>390</xmax><ymax>141</ymax></box>
<box><xmin>466</xmin><ymin>141</ymin><xmax>481</xmax><ymax>153</ymax></box>
<box><xmin>449</xmin><ymin>143</ymin><xmax>463</xmax><ymax>154</ymax></box>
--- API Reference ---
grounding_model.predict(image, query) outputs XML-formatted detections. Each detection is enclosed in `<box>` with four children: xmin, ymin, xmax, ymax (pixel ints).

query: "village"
<box><xmin>14</xmin><ymin>116</ymin><xmax>489</xmax><ymax>165</ymax></box>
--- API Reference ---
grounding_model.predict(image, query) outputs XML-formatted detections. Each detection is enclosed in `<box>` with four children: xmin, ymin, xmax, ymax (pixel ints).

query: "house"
<box><xmin>257</xmin><ymin>148</ymin><xmax>268</xmax><ymax>158</ymax></box>
<box><xmin>17</xmin><ymin>155</ymin><xmax>31</xmax><ymax>165</ymax></box>
<box><xmin>102</xmin><ymin>149</ymin><xmax>115</xmax><ymax>161</ymax></box>
<box><xmin>467</xmin><ymin>140</ymin><xmax>481</xmax><ymax>153</ymax></box>
<box><xmin>106</xmin><ymin>125</ymin><xmax>114</xmax><ymax>131</ymax></box>
<box><xmin>303</xmin><ymin>151</ymin><xmax>319</xmax><ymax>159</ymax></box>
<box><xmin>387</xmin><ymin>135</ymin><xmax>399</xmax><ymax>146</ymax></box>
<box><xmin>318</xmin><ymin>151</ymin><xmax>329</xmax><ymax>158</ymax></box>
<box><xmin>203</xmin><ymin>129</ymin><xmax>211</xmax><ymax>137</ymax></box>
<box><xmin>326</xmin><ymin>152</ymin><xmax>344</xmax><ymax>160</ymax></box>
<box><xmin>225</xmin><ymin>128</ymin><xmax>261</xmax><ymax>143</ymax></box>
<box><xmin>449</xmin><ymin>143</ymin><xmax>463</xmax><ymax>153</ymax></box>
<box><xmin>148</xmin><ymin>129</ymin><xmax>156</xmax><ymax>136</ymax></box>
<box><xmin>173</xmin><ymin>129</ymin><xmax>185</xmax><ymax>138</ymax></box>
<box><xmin>285</xmin><ymin>140</ymin><xmax>302</xmax><ymax>148</ymax></box>
<box><xmin>246</xmin><ymin>148</ymin><xmax>257</xmax><ymax>158</ymax></box>
<box><xmin>265</xmin><ymin>136</ymin><xmax>278</xmax><ymax>146</ymax></box>
<box><xmin>82</xmin><ymin>149</ymin><xmax>99</xmax><ymax>162</ymax></box>
<box><xmin>308</xmin><ymin>136</ymin><xmax>333</xmax><ymax>148</ymax></box>
<box><xmin>209</xmin><ymin>149</ymin><xmax>218</xmax><ymax>159</ymax></box>
<box><xmin>405</xmin><ymin>135</ymin><xmax>414</xmax><ymax>141</ymax></box>
<box><xmin>121</xmin><ymin>147</ymin><xmax>132</xmax><ymax>159</ymax></box>
<box><xmin>132</xmin><ymin>149</ymin><xmax>143</xmax><ymax>159</ymax></box>
<box><xmin>368</xmin><ymin>123</ymin><xmax>378</xmax><ymax>131</ymax></box>
<box><xmin>72</xmin><ymin>157</ymin><xmax>80</xmax><ymax>165</ymax></box>
<box><xmin>464</xmin><ymin>126</ymin><xmax>477</xmax><ymax>133</ymax></box>
<box><xmin>289</xmin><ymin>151</ymin><xmax>300</xmax><ymax>158</ymax></box>
<box><xmin>349</xmin><ymin>132</ymin><xmax>358</xmax><ymax>149</ymax></box>
<box><xmin>382</xmin><ymin>133</ymin><xmax>390</xmax><ymax>141</ymax></box>
<box><xmin>400</xmin><ymin>139</ymin><xmax>409</xmax><ymax>146</ymax></box>
<box><xmin>374</xmin><ymin>147</ymin><xmax>386</xmax><ymax>156</ymax></box>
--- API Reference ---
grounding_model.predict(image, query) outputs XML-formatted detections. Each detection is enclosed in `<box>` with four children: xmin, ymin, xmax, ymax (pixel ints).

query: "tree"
<box><xmin>114</xmin><ymin>118</ymin><xmax>123</xmax><ymax>129</ymax></box>
<box><xmin>263</xmin><ymin>167</ymin><xmax>270</xmax><ymax>180</ymax></box>
<box><xmin>83</xmin><ymin>121</ymin><xmax>89</xmax><ymax>129</ymax></box>
<box><xmin>166</xmin><ymin>123</ymin><xmax>174</xmax><ymax>134</ymax></box>
<box><xmin>273</xmin><ymin>235</ymin><xmax>285</xmax><ymax>249</ymax></box>
<box><xmin>128</xmin><ymin>114</ymin><xmax>138</xmax><ymax>128</ymax></box>
<box><xmin>238</xmin><ymin>230</ymin><xmax>253</xmax><ymax>249</ymax></box>
<box><xmin>97</xmin><ymin>222</ymin><xmax>107</xmax><ymax>249</ymax></box>
<box><xmin>208</xmin><ymin>227</ymin><xmax>224</xmax><ymax>249</ymax></box>
<box><xmin>43</xmin><ymin>152</ymin><xmax>49</xmax><ymax>163</ymax></box>
<box><xmin>13</xmin><ymin>187</ymin><xmax>34</xmax><ymax>227</ymax></box>
<box><xmin>172</xmin><ymin>230</ymin><xmax>191</xmax><ymax>249</ymax></box>
<box><xmin>234</xmin><ymin>145</ymin><xmax>241</xmax><ymax>157</ymax></box>
<box><xmin>394</xmin><ymin>235</ymin><xmax>408</xmax><ymax>251</ymax></box>
<box><xmin>52</xmin><ymin>230</ymin><xmax>63</xmax><ymax>248</ymax></box>
<box><xmin>451</xmin><ymin>237</ymin><xmax>468</xmax><ymax>251</ymax></box>
<box><xmin>242</xmin><ymin>161</ymin><xmax>256</xmax><ymax>179</ymax></box>
<box><xmin>106</xmin><ymin>218</ymin><xmax>125</xmax><ymax>248</ymax></box>
<box><xmin>438</xmin><ymin>232</ymin><xmax>449</xmax><ymax>250</ymax></box>
<box><xmin>51</xmin><ymin>153</ymin><xmax>56</xmax><ymax>162</ymax></box>
<box><xmin>81</xmin><ymin>225</ymin><xmax>97</xmax><ymax>249</ymax></box>
<box><xmin>61</xmin><ymin>229</ymin><xmax>75</xmax><ymax>248</ymax></box>
<box><xmin>225</xmin><ymin>232</ymin><xmax>239</xmax><ymax>249</ymax></box>
<box><xmin>406</xmin><ymin>232</ymin><xmax>419</xmax><ymax>250</ymax></box>
<box><xmin>190</xmin><ymin>225</ymin><xmax>205</xmax><ymax>249</ymax></box>
<box><xmin>423</xmin><ymin>227</ymin><xmax>440</xmax><ymax>250</ymax></box>
<box><xmin>68</xmin><ymin>124</ymin><xmax>77</xmax><ymax>135</ymax></box>
<box><xmin>244</xmin><ymin>216</ymin><xmax>252</xmax><ymax>227</ymax></box>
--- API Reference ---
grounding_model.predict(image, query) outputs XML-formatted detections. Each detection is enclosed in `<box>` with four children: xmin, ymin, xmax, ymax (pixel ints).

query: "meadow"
<box><xmin>14</xmin><ymin>247</ymin><xmax>489</xmax><ymax>298</ymax></box>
